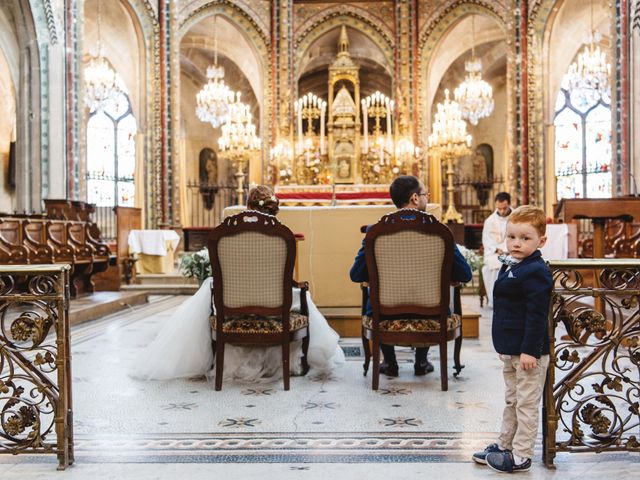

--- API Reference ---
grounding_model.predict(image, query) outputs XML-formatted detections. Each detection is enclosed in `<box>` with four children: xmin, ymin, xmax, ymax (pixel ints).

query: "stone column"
<box><xmin>612</xmin><ymin>0</ymin><xmax>632</xmax><ymax>196</ymax></box>
<box><xmin>158</xmin><ymin>0</ymin><xmax>172</xmax><ymax>226</ymax></box>
<box><xmin>48</xmin><ymin>41</ymin><xmax>67</xmax><ymax>200</ymax></box>
<box><xmin>515</xmin><ymin>0</ymin><xmax>529</xmax><ymax>204</ymax></box>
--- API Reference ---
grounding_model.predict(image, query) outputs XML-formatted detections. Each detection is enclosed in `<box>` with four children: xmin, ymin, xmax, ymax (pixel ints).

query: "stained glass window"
<box><xmin>554</xmin><ymin>76</ymin><xmax>611</xmax><ymax>200</ymax></box>
<box><xmin>86</xmin><ymin>90</ymin><xmax>136</xmax><ymax>207</ymax></box>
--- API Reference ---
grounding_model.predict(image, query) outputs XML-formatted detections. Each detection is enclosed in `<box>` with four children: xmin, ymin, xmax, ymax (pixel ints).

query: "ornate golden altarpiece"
<box><xmin>274</xmin><ymin>26</ymin><xmax>416</xmax><ymax>201</ymax></box>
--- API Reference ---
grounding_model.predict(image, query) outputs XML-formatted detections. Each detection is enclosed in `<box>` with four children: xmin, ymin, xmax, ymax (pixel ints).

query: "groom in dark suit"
<box><xmin>349</xmin><ymin>175</ymin><xmax>472</xmax><ymax>376</ymax></box>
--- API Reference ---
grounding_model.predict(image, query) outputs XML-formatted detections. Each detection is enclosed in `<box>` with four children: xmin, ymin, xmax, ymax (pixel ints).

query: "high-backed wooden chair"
<box><xmin>207</xmin><ymin>211</ymin><xmax>310</xmax><ymax>391</ymax></box>
<box><xmin>361</xmin><ymin>209</ymin><xmax>463</xmax><ymax>391</ymax></box>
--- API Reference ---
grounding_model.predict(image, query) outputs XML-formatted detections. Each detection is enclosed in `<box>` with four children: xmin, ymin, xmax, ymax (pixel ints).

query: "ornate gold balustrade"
<box><xmin>544</xmin><ymin>259</ymin><xmax>640</xmax><ymax>467</ymax></box>
<box><xmin>0</xmin><ymin>264</ymin><xmax>73</xmax><ymax>470</ymax></box>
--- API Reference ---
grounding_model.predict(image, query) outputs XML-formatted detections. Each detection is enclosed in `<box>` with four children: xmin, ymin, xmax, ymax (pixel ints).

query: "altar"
<box><xmin>274</xmin><ymin>184</ymin><xmax>392</xmax><ymax>206</ymax></box>
<box><xmin>127</xmin><ymin>229</ymin><xmax>181</xmax><ymax>274</ymax></box>
<box><xmin>224</xmin><ymin>203</ymin><xmax>441</xmax><ymax>308</ymax></box>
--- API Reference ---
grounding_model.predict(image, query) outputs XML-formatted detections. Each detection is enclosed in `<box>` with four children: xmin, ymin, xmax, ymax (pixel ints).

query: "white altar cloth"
<box><xmin>127</xmin><ymin>230</ymin><xmax>180</xmax><ymax>256</ymax></box>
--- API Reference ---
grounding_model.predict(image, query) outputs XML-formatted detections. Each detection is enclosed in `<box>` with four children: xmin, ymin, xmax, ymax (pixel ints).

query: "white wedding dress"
<box><xmin>134</xmin><ymin>278</ymin><xmax>344</xmax><ymax>382</ymax></box>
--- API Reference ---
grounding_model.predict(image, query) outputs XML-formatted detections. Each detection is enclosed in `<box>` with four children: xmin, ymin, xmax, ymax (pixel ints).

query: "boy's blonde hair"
<box><xmin>508</xmin><ymin>205</ymin><xmax>547</xmax><ymax>236</ymax></box>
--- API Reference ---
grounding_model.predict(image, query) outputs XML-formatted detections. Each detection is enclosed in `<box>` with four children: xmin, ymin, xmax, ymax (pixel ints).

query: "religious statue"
<box><xmin>473</xmin><ymin>148</ymin><xmax>488</xmax><ymax>179</ymax></box>
<box><xmin>198</xmin><ymin>147</ymin><xmax>218</xmax><ymax>210</ymax></box>
<box><xmin>338</xmin><ymin>158</ymin><xmax>351</xmax><ymax>180</ymax></box>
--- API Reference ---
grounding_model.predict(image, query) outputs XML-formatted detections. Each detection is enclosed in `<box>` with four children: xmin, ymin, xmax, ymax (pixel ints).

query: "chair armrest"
<box><xmin>292</xmin><ymin>279</ymin><xmax>309</xmax><ymax>316</ymax></box>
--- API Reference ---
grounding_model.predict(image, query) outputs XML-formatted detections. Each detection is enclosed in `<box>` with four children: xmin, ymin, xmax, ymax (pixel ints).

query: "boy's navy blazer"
<box><xmin>491</xmin><ymin>250</ymin><xmax>553</xmax><ymax>358</ymax></box>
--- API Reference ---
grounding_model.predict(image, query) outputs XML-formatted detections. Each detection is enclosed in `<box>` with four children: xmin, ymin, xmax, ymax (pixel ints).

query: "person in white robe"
<box><xmin>482</xmin><ymin>192</ymin><xmax>512</xmax><ymax>307</ymax></box>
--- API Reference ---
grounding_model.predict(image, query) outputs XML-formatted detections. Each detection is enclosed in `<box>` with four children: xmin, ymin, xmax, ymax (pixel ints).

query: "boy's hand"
<box><xmin>519</xmin><ymin>353</ymin><xmax>537</xmax><ymax>370</ymax></box>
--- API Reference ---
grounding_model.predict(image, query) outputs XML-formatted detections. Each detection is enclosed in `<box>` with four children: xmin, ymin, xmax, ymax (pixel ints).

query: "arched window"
<box><xmin>554</xmin><ymin>77</ymin><xmax>611</xmax><ymax>200</ymax></box>
<box><xmin>86</xmin><ymin>90</ymin><xmax>136</xmax><ymax>207</ymax></box>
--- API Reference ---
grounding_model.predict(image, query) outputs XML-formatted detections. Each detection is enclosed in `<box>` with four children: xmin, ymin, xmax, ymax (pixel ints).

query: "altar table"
<box><xmin>224</xmin><ymin>204</ymin><xmax>442</xmax><ymax>308</ymax></box>
<box><xmin>128</xmin><ymin>229</ymin><xmax>181</xmax><ymax>274</ymax></box>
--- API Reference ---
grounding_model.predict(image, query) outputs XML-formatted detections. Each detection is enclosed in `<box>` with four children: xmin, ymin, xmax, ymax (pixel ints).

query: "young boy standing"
<box><xmin>472</xmin><ymin>205</ymin><xmax>553</xmax><ymax>473</ymax></box>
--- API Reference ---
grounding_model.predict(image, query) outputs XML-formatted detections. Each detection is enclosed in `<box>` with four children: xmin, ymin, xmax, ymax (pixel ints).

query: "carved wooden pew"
<box><xmin>0</xmin><ymin>218</ymin><xmax>29</xmax><ymax>264</ymax></box>
<box><xmin>0</xmin><ymin>214</ymin><xmax>111</xmax><ymax>297</ymax></box>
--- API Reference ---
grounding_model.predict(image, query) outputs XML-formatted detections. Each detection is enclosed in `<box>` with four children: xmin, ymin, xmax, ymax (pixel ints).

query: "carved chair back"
<box><xmin>365</xmin><ymin>209</ymin><xmax>453</xmax><ymax>322</ymax></box>
<box><xmin>208</xmin><ymin>210</ymin><xmax>296</xmax><ymax>320</ymax></box>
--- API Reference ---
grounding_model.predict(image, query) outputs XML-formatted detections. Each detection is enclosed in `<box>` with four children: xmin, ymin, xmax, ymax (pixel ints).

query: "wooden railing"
<box><xmin>0</xmin><ymin>264</ymin><xmax>73</xmax><ymax>469</ymax></box>
<box><xmin>543</xmin><ymin>259</ymin><xmax>640</xmax><ymax>467</ymax></box>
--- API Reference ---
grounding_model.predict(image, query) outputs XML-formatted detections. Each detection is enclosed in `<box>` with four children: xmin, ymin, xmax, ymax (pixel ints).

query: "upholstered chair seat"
<box><xmin>362</xmin><ymin>313</ymin><xmax>461</xmax><ymax>333</ymax></box>
<box><xmin>211</xmin><ymin>311</ymin><xmax>309</xmax><ymax>334</ymax></box>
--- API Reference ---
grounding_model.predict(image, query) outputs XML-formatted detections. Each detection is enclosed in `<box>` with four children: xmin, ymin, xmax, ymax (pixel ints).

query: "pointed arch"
<box><xmin>177</xmin><ymin>1</ymin><xmax>271</xmax><ymax>186</ymax></box>
<box><xmin>294</xmin><ymin>8</ymin><xmax>394</xmax><ymax>80</ymax></box>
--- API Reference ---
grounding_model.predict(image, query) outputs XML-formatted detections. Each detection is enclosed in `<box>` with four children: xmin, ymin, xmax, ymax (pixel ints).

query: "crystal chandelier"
<box><xmin>428</xmin><ymin>89</ymin><xmax>472</xmax><ymax>157</ymax></box>
<box><xmin>568</xmin><ymin>39</ymin><xmax>611</xmax><ymax>97</ymax></box>
<box><xmin>566</xmin><ymin>0</ymin><xmax>611</xmax><ymax>104</ymax></box>
<box><xmin>217</xmin><ymin>93</ymin><xmax>262</xmax><ymax>156</ymax></box>
<box><xmin>567</xmin><ymin>41</ymin><xmax>611</xmax><ymax>104</ymax></box>
<box><xmin>218</xmin><ymin>93</ymin><xmax>262</xmax><ymax>204</ymax></box>
<box><xmin>454</xmin><ymin>15</ymin><xmax>494</xmax><ymax>125</ymax></box>
<box><xmin>84</xmin><ymin>0</ymin><xmax>120</xmax><ymax>112</ymax></box>
<box><xmin>428</xmin><ymin>89</ymin><xmax>472</xmax><ymax>224</ymax></box>
<box><xmin>195</xmin><ymin>15</ymin><xmax>235</xmax><ymax>128</ymax></box>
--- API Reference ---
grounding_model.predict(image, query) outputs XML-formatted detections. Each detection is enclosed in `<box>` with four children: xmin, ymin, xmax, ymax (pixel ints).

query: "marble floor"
<box><xmin>1</xmin><ymin>295</ymin><xmax>638</xmax><ymax>479</ymax></box>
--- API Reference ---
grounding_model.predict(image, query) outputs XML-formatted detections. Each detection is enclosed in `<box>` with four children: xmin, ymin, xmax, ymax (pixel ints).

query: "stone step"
<box><xmin>69</xmin><ymin>291</ymin><xmax>149</xmax><ymax>326</ymax></box>
<box><xmin>122</xmin><ymin>284</ymin><xmax>199</xmax><ymax>295</ymax></box>
<box><xmin>134</xmin><ymin>273</ymin><xmax>197</xmax><ymax>285</ymax></box>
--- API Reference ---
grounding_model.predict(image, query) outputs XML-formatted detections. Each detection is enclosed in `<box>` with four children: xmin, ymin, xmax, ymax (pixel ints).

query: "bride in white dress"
<box><xmin>135</xmin><ymin>186</ymin><xmax>344</xmax><ymax>382</ymax></box>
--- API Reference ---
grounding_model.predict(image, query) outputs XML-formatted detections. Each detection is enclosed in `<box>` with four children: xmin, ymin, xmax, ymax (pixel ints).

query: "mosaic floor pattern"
<box><xmin>1</xmin><ymin>295</ymin><xmax>638</xmax><ymax>478</ymax></box>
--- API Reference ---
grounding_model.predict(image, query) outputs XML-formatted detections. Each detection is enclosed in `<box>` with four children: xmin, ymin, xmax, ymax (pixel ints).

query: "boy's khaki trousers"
<box><xmin>498</xmin><ymin>354</ymin><xmax>550</xmax><ymax>459</ymax></box>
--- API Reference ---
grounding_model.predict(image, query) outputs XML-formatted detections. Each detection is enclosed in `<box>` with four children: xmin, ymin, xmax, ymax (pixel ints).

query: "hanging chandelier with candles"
<box><xmin>566</xmin><ymin>0</ymin><xmax>611</xmax><ymax>105</ymax></box>
<box><xmin>217</xmin><ymin>93</ymin><xmax>261</xmax><ymax>160</ymax></box>
<box><xmin>84</xmin><ymin>0</ymin><xmax>120</xmax><ymax>112</ymax></box>
<box><xmin>428</xmin><ymin>89</ymin><xmax>472</xmax><ymax>224</ymax></box>
<box><xmin>428</xmin><ymin>89</ymin><xmax>472</xmax><ymax>157</ymax></box>
<box><xmin>217</xmin><ymin>93</ymin><xmax>261</xmax><ymax>204</ymax></box>
<box><xmin>454</xmin><ymin>15</ymin><xmax>494</xmax><ymax>125</ymax></box>
<box><xmin>195</xmin><ymin>15</ymin><xmax>235</xmax><ymax>128</ymax></box>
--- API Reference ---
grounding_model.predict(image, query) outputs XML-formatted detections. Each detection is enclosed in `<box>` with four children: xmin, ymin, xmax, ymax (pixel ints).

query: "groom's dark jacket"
<box><xmin>349</xmin><ymin>217</ymin><xmax>472</xmax><ymax>317</ymax></box>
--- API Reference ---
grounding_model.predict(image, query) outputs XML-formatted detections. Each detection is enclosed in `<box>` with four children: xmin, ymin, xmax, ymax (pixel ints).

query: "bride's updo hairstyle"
<box><xmin>246</xmin><ymin>185</ymin><xmax>280</xmax><ymax>216</ymax></box>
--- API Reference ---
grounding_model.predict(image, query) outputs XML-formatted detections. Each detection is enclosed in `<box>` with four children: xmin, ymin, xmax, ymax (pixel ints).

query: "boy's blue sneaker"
<box><xmin>471</xmin><ymin>443</ymin><xmax>508</xmax><ymax>465</ymax></box>
<box><xmin>486</xmin><ymin>451</ymin><xmax>532</xmax><ymax>473</ymax></box>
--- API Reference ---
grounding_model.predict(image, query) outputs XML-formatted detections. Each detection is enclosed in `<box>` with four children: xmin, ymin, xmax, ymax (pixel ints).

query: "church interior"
<box><xmin>1</xmin><ymin>0</ymin><xmax>639</xmax><ymax>477</ymax></box>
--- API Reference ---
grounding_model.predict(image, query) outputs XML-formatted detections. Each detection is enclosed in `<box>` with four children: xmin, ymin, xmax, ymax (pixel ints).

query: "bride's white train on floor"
<box><xmin>134</xmin><ymin>278</ymin><xmax>345</xmax><ymax>382</ymax></box>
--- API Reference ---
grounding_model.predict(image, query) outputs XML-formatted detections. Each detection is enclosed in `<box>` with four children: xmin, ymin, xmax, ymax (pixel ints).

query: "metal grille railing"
<box><xmin>543</xmin><ymin>259</ymin><xmax>640</xmax><ymax>467</ymax></box>
<box><xmin>441</xmin><ymin>175</ymin><xmax>505</xmax><ymax>224</ymax></box>
<box><xmin>0</xmin><ymin>264</ymin><xmax>73</xmax><ymax>470</ymax></box>
<box><xmin>185</xmin><ymin>180</ymin><xmax>245</xmax><ymax>227</ymax></box>
<box><xmin>93</xmin><ymin>206</ymin><xmax>117</xmax><ymax>243</ymax></box>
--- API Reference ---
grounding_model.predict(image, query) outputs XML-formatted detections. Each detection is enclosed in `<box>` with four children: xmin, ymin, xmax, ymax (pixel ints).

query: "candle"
<box><xmin>297</xmin><ymin>101</ymin><xmax>303</xmax><ymax>153</ymax></box>
<box><xmin>386</xmin><ymin>103</ymin><xmax>392</xmax><ymax>144</ymax></box>
<box><xmin>362</xmin><ymin>100</ymin><xmax>368</xmax><ymax>153</ymax></box>
<box><xmin>320</xmin><ymin>102</ymin><xmax>326</xmax><ymax>154</ymax></box>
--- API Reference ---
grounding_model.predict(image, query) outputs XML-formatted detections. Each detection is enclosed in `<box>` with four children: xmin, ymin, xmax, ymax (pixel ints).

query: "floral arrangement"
<box><xmin>457</xmin><ymin>244</ymin><xmax>483</xmax><ymax>273</ymax></box>
<box><xmin>179</xmin><ymin>248</ymin><xmax>212</xmax><ymax>286</ymax></box>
